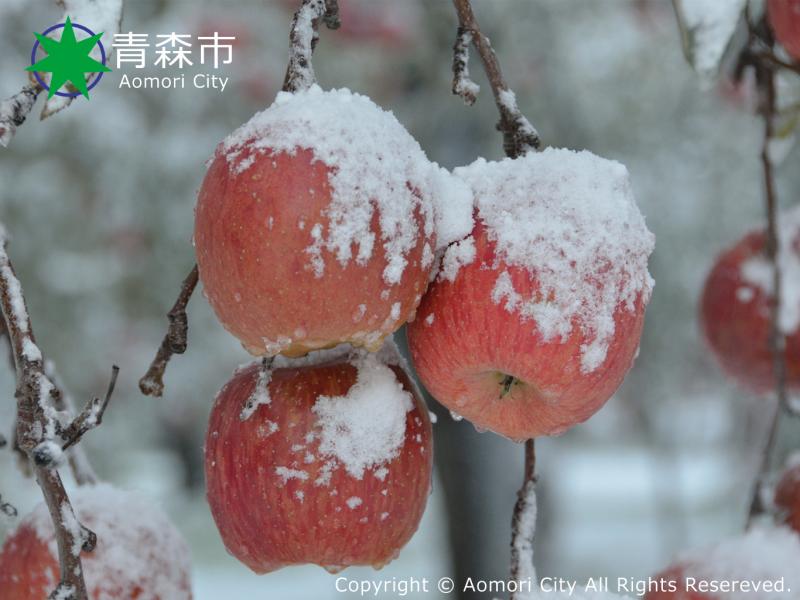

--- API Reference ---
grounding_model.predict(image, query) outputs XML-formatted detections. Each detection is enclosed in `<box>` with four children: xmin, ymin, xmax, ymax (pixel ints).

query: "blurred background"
<box><xmin>1</xmin><ymin>0</ymin><xmax>799</xmax><ymax>598</ymax></box>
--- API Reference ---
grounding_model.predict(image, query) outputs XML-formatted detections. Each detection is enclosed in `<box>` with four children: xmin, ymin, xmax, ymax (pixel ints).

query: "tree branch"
<box><xmin>0</xmin><ymin>227</ymin><xmax>91</xmax><ymax>600</ymax></box>
<box><xmin>450</xmin><ymin>0</ymin><xmax>540</xmax><ymax>157</ymax></box>
<box><xmin>139</xmin><ymin>265</ymin><xmax>198</xmax><ymax>397</ymax></box>
<box><xmin>510</xmin><ymin>439</ymin><xmax>537</xmax><ymax>598</ymax></box>
<box><xmin>0</xmin><ymin>82</ymin><xmax>43</xmax><ymax>148</ymax></box>
<box><xmin>282</xmin><ymin>0</ymin><xmax>341</xmax><ymax>93</ymax></box>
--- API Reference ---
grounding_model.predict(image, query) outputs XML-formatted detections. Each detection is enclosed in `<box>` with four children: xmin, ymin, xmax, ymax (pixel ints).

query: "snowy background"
<box><xmin>1</xmin><ymin>0</ymin><xmax>799</xmax><ymax>598</ymax></box>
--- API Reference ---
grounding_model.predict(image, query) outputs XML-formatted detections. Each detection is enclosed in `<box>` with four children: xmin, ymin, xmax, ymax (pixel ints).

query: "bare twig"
<box><xmin>745</xmin><ymin>15</ymin><xmax>791</xmax><ymax>524</ymax></box>
<box><xmin>0</xmin><ymin>229</ymin><xmax>91</xmax><ymax>600</ymax></box>
<box><xmin>282</xmin><ymin>0</ymin><xmax>340</xmax><ymax>93</ymax></box>
<box><xmin>60</xmin><ymin>366</ymin><xmax>119</xmax><ymax>452</ymax></box>
<box><xmin>510</xmin><ymin>439</ymin><xmax>537</xmax><ymax>598</ymax></box>
<box><xmin>139</xmin><ymin>265</ymin><xmax>198</xmax><ymax>397</ymax></box>
<box><xmin>452</xmin><ymin>27</ymin><xmax>479</xmax><ymax>105</ymax></box>
<box><xmin>450</xmin><ymin>0</ymin><xmax>540</xmax><ymax>157</ymax></box>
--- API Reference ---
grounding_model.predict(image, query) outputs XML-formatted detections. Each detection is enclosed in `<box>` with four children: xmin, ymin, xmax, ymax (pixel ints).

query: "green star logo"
<box><xmin>26</xmin><ymin>16</ymin><xmax>111</xmax><ymax>99</ymax></box>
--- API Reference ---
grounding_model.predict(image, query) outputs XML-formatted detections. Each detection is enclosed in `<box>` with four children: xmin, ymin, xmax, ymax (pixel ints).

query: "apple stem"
<box><xmin>450</xmin><ymin>0</ymin><xmax>540</xmax><ymax>158</ymax></box>
<box><xmin>0</xmin><ymin>225</ymin><xmax>103</xmax><ymax>600</ymax></box>
<box><xmin>139</xmin><ymin>264</ymin><xmax>199</xmax><ymax>397</ymax></box>
<box><xmin>282</xmin><ymin>0</ymin><xmax>341</xmax><ymax>94</ymax></box>
<box><xmin>741</xmin><ymin>9</ymin><xmax>793</xmax><ymax>525</ymax></box>
<box><xmin>500</xmin><ymin>374</ymin><xmax>518</xmax><ymax>398</ymax></box>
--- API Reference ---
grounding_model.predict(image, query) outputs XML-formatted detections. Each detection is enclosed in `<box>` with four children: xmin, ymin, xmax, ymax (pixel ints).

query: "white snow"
<box><xmin>739</xmin><ymin>205</ymin><xmax>800</xmax><ymax>335</ymax></box>
<box><xmin>345</xmin><ymin>496</ymin><xmax>362</xmax><ymax>509</ymax></box>
<box><xmin>24</xmin><ymin>483</ymin><xmax>191</xmax><ymax>600</ymax></box>
<box><xmin>674</xmin><ymin>0</ymin><xmax>746</xmax><ymax>79</ymax></box>
<box><xmin>275</xmin><ymin>467</ymin><xmax>309</xmax><ymax>484</ymax></box>
<box><xmin>221</xmin><ymin>86</ymin><xmax>440</xmax><ymax>286</ymax></box>
<box><xmin>239</xmin><ymin>362</ymin><xmax>272</xmax><ymax>421</ymax></box>
<box><xmin>312</xmin><ymin>350</ymin><xmax>414</xmax><ymax>480</ymax></box>
<box><xmin>674</xmin><ymin>525</ymin><xmax>800</xmax><ymax>599</ymax></box>
<box><xmin>455</xmin><ymin>148</ymin><xmax>655</xmax><ymax>373</ymax></box>
<box><xmin>439</xmin><ymin>236</ymin><xmax>476</xmax><ymax>282</ymax></box>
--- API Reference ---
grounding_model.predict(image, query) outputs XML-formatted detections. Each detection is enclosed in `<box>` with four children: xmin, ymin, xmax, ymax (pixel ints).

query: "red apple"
<box><xmin>644</xmin><ymin>526</ymin><xmax>800</xmax><ymax>599</ymax></box>
<box><xmin>768</xmin><ymin>0</ymin><xmax>800</xmax><ymax>61</ymax></box>
<box><xmin>700</xmin><ymin>226</ymin><xmax>800</xmax><ymax>394</ymax></box>
<box><xmin>0</xmin><ymin>484</ymin><xmax>192</xmax><ymax>599</ymax></box>
<box><xmin>204</xmin><ymin>344</ymin><xmax>433</xmax><ymax>573</ymax></box>
<box><xmin>407</xmin><ymin>150</ymin><xmax>654</xmax><ymax>441</ymax></box>
<box><xmin>644</xmin><ymin>565</ymin><xmax>715</xmax><ymax>600</ymax></box>
<box><xmin>775</xmin><ymin>463</ymin><xmax>800</xmax><ymax>533</ymax></box>
<box><xmin>195</xmin><ymin>87</ymin><xmax>437</xmax><ymax>357</ymax></box>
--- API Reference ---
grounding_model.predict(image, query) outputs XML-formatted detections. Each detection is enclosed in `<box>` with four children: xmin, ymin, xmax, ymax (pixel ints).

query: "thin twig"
<box><xmin>60</xmin><ymin>365</ymin><xmax>119</xmax><ymax>452</ymax></box>
<box><xmin>139</xmin><ymin>265</ymin><xmax>198</xmax><ymax>397</ymax></box>
<box><xmin>450</xmin><ymin>0</ymin><xmax>540</xmax><ymax>157</ymax></box>
<box><xmin>0</xmin><ymin>229</ymin><xmax>90</xmax><ymax>600</ymax></box>
<box><xmin>282</xmin><ymin>0</ymin><xmax>341</xmax><ymax>93</ymax></box>
<box><xmin>746</xmin><ymin>15</ymin><xmax>789</xmax><ymax>524</ymax></box>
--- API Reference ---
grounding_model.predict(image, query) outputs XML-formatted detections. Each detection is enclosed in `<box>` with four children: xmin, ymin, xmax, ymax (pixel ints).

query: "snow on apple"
<box><xmin>204</xmin><ymin>339</ymin><xmax>433</xmax><ymax>574</ymax></box>
<box><xmin>0</xmin><ymin>484</ymin><xmax>192</xmax><ymax>600</ymax></box>
<box><xmin>644</xmin><ymin>525</ymin><xmax>800</xmax><ymax>599</ymax></box>
<box><xmin>408</xmin><ymin>148</ymin><xmax>654</xmax><ymax>440</ymax></box>
<box><xmin>195</xmin><ymin>85</ymin><xmax>471</xmax><ymax>358</ymax></box>
<box><xmin>701</xmin><ymin>206</ymin><xmax>800</xmax><ymax>394</ymax></box>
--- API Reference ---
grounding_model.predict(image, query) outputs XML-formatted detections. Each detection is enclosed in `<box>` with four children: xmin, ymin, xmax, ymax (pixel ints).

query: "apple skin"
<box><xmin>700</xmin><ymin>230</ymin><xmax>800</xmax><ymax>394</ymax></box>
<box><xmin>406</xmin><ymin>220</ymin><xmax>646</xmax><ymax>441</ymax></box>
<box><xmin>775</xmin><ymin>464</ymin><xmax>800</xmax><ymax>533</ymax></box>
<box><xmin>0</xmin><ymin>504</ymin><xmax>192</xmax><ymax>599</ymax></box>
<box><xmin>204</xmin><ymin>358</ymin><xmax>433</xmax><ymax>574</ymax></box>
<box><xmin>195</xmin><ymin>147</ymin><xmax>433</xmax><ymax>357</ymax></box>
<box><xmin>644</xmin><ymin>565</ymin><xmax>714</xmax><ymax>600</ymax></box>
<box><xmin>768</xmin><ymin>0</ymin><xmax>800</xmax><ymax>62</ymax></box>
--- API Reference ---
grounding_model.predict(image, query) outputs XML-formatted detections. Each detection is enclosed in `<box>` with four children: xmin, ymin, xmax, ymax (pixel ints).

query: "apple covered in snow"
<box><xmin>204</xmin><ymin>341</ymin><xmax>433</xmax><ymax>573</ymax></box>
<box><xmin>407</xmin><ymin>148</ymin><xmax>654</xmax><ymax>440</ymax></box>
<box><xmin>644</xmin><ymin>526</ymin><xmax>800</xmax><ymax>599</ymax></box>
<box><xmin>195</xmin><ymin>85</ymin><xmax>469</xmax><ymax>357</ymax></box>
<box><xmin>700</xmin><ymin>211</ymin><xmax>800</xmax><ymax>394</ymax></box>
<box><xmin>0</xmin><ymin>484</ymin><xmax>192</xmax><ymax>599</ymax></box>
<box><xmin>768</xmin><ymin>0</ymin><xmax>800</xmax><ymax>62</ymax></box>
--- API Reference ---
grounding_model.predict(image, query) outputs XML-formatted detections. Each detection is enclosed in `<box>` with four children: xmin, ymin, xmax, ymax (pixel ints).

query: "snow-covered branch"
<box><xmin>450</xmin><ymin>0</ymin><xmax>540</xmax><ymax>158</ymax></box>
<box><xmin>0</xmin><ymin>226</ymin><xmax>114</xmax><ymax>600</ymax></box>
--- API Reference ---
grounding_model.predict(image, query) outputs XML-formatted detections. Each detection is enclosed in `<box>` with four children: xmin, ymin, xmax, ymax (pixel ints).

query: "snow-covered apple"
<box><xmin>768</xmin><ymin>0</ymin><xmax>800</xmax><ymax>61</ymax></box>
<box><xmin>407</xmin><ymin>148</ymin><xmax>654</xmax><ymax>441</ymax></box>
<box><xmin>0</xmin><ymin>484</ymin><xmax>192</xmax><ymax>599</ymax></box>
<box><xmin>194</xmin><ymin>86</ymin><xmax>468</xmax><ymax>356</ymax></box>
<box><xmin>644</xmin><ymin>526</ymin><xmax>800</xmax><ymax>599</ymax></box>
<box><xmin>700</xmin><ymin>210</ymin><xmax>800</xmax><ymax>394</ymax></box>
<box><xmin>195</xmin><ymin>86</ymin><xmax>451</xmax><ymax>357</ymax></box>
<box><xmin>204</xmin><ymin>341</ymin><xmax>433</xmax><ymax>573</ymax></box>
<box><xmin>775</xmin><ymin>462</ymin><xmax>800</xmax><ymax>533</ymax></box>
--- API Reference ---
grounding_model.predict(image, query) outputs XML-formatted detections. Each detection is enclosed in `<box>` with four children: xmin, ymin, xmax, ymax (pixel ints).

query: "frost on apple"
<box><xmin>6</xmin><ymin>484</ymin><xmax>191</xmax><ymax>599</ymax></box>
<box><xmin>738</xmin><ymin>205</ymin><xmax>800</xmax><ymax>335</ymax></box>
<box><xmin>455</xmin><ymin>148</ymin><xmax>655</xmax><ymax>373</ymax></box>
<box><xmin>313</xmin><ymin>350</ymin><xmax>414</xmax><ymax>480</ymax></box>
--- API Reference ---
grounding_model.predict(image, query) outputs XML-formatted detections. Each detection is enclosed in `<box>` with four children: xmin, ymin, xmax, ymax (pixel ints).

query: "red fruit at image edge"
<box><xmin>204</xmin><ymin>349</ymin><xmax>433</xmax><ymax>574</ymax></box>
<box><xmin>775</xmin><ymin>463</ymin><xmax>800</xmax><ymax>533</ymax></box>
<box><xmin>700</xmin><ymin>228</ymin><xmax>800</xmax><ymax>394</ymax></box>
<box><xmin>0</xmin><ymin>485</ymin><xmax>192</xmax><ymax>600</ymax></box>
<box><xmin>768</xmin><ymin>0</ymin><xmax>800</xmax><ymax>62</ymax></box>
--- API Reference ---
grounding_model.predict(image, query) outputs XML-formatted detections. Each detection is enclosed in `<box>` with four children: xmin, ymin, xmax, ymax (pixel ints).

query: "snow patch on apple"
<box><xmin>313</xmin><ymin>351</ymin><xmax>414</xmax><ymax>480</ymax></box>
<box><xmin>221</xmin><ymin>86</ymin><xmax>473</xmax><ymax>287</ymax></box>
<box><xmin>24</xmin><ymin>483</ymin><xmax>191</xmax><ymax>600</ymax></box>
<box><xmin>672</xmin><ymin>525</ymin><xmax>800</xmax><ymax>599</ymax></box>
<box><xmin>455</xmin><ymin>148</ymin><xmax>655</xmax><ymax>373</ymax></box>
<box><xmin>739</xmin><ymin>205</ymin><xmax>800</xmax><ymax>334</ymax></box>
<box><xmin>440</xmin><ymin>236</ymin><xmax>476</xmax><ymax>282</ymax></box>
